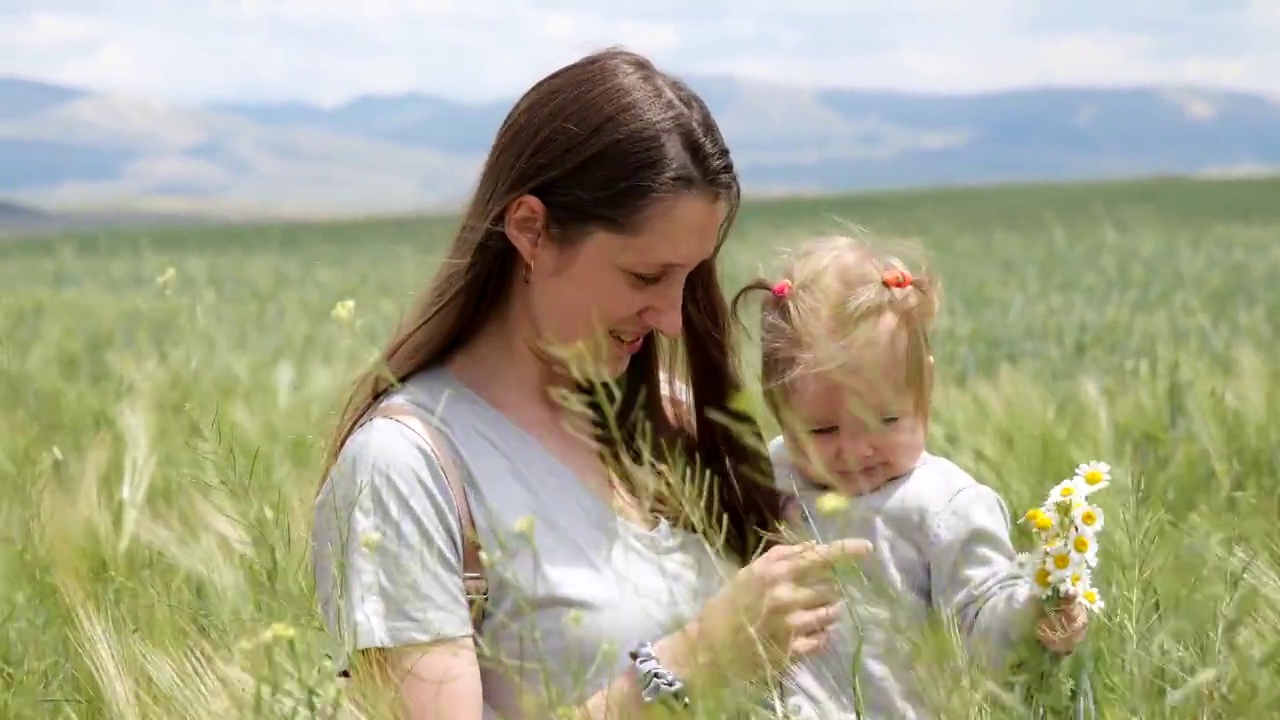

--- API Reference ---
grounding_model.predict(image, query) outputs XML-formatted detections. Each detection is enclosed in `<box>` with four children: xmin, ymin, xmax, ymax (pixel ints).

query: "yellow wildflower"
<box><xmin>155</xmin><ymin>267</ymin><xmax>176</xmax><ymax>294</ymax></box>
<box><xmin>815</xmin><ymin>492</ymin><xmax>850</xmax><ymax>515</ymax></box>
<box><xmin>330</xmin><ymin>299</ymin><xmax>355</xmax><ymax>324</ymax></box>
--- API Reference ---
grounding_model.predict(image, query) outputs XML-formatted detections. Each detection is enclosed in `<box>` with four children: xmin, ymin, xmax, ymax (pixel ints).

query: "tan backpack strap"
<box><xmin>366</xmin><ymin>402</ymin><xmax>488</xmax><ymax>633</ymax></box>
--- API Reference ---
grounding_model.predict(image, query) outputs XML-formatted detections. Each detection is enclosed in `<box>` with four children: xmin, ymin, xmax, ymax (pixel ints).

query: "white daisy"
<box><xmin>1031</xmin><ymin>562</ymin><xmax>1056</xmax><ymax>600</ymax></box>
<box><xmin>1020</xmin><ymin>506</ymin><xmax>1058</xmax><ymax>536</ymax></box>
<box><xmin>1067</xmin><ymin>528</ymin><xmax>1100</xmax><ymax>567</ymax></box>
<box><xmin>1014</xmin><ymin>551</ymin><xmax>1039</xmax><ymax>578</ymax></box>
<box><xmin>1079</xmin><ymin>586</ymin><xmax>1106</xmax><ymax>613</ymax></box>
<box><xmin>1075</xmin><ymin>461</ymin><xmax>1112</xmax><ymax>494</ymax></box>
<box><xmin>1071</xmin><ymin>501</ymin><xmax>1105</xmax><ymax>534</ymax></box>
<box><xmin>1046</xmin><ymin>543</ymin><xmax>1085</xmax><ymax>585</ymax></box>
<box><xmin>1046</xmin><ymin>477</ymin><xmax>1085</xmax><ymax>506</ymax></box>
<box><xmin>1055</xmin><ymin>567</ymin><xmax>1091</xmax><ymax>596</ymax></box>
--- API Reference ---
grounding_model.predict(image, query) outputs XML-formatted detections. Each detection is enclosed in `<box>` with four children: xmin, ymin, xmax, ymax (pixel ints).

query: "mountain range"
<box><xmin>3</xmin><ymin>73</ymin><xmax>1280</xmax><ymax>224</ymax></box>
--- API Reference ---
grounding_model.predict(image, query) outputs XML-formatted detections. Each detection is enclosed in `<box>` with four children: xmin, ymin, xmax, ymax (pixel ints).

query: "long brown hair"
<box><xmin>323</xmin><ymin>47</ymin><xmax>783</xmax><ymax>564</ymax></box>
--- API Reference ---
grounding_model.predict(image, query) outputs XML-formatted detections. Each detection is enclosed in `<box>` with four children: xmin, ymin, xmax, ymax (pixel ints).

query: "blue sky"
<box><xmin>3</xmin><ymin>1</ymin><xmax>1278</xmax><ymax>107</ymax></box>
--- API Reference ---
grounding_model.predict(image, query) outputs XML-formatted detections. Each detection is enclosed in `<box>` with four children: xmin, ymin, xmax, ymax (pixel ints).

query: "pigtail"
<box><xmin>877</xmin><ymin>256</ymin><xmax>940</xmax><ymax>424</ymax></box>
<box><xmin>730</xmin><ymin>278</ymin><xmax>775</xmax><ymax>333</ymax></box>
<box><xmin>731</xmin><ymin>275</ymin><xmax>801</xmax><ymax>425</ymax></box>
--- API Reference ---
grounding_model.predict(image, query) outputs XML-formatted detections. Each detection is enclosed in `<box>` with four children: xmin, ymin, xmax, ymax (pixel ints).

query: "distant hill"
<box><xmin>0</xmin><ymin>198</ymin><xmax>60</xmax><ymax>236</ymax></box>
<box><xmin>0</xmin><ymin>78</ymin><xmax>86</xmax><ymax>121</ymax></box>
<box><xmin>0</xmin><ymin>197</ymin><xmax>212</xmax><ymax>239</ymax></box>
<box><xmin>3</xmin><ymin>74</ymin><xmax>1279</xmax><ymax>219</ymax></box>
<box><xmin>0</xmin><ymin>199</ymin><xmax>46</xmax><ymax>219</ymax></box>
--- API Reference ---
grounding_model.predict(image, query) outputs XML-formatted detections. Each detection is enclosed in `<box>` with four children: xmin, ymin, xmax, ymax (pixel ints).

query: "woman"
<box><xmin>310</xmin><ymin>48</ymin><xmax>871</xmax><ymax>720</ymax></box>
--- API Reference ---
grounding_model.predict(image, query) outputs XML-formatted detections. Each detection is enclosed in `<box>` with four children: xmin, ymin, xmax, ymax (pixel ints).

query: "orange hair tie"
<box><xmin>881</xmin><ymin>268</ymin><xmax>913</xmax><ymax>289</ymax></box>
<box><xmin>771</xmin><ymin>279</ymin><xmax>793</xmax><ymax>298</ymax></box>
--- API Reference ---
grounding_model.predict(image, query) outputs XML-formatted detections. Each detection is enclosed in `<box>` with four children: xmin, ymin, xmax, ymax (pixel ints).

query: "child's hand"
<box><xmin>1034</xmin><ymin>592</ymin><xmax>1089</xmax><ymax>655</ymax></box>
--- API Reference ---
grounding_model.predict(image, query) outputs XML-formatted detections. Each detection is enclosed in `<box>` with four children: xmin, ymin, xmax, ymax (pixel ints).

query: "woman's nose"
<box><xmin>650</xmin><ymin>306</ymin><xmax>682</xmax><ymax>338</ymax></box>
<box><xmin>643</xmin><ymin>285</ymin><xmax>685</xmax><ymax>338</ymax></box>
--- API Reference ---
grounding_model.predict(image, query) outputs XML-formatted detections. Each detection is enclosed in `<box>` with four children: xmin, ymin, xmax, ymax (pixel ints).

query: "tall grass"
<box><xmin>3</xmin><ymin>176</ymin><xmax>1279</xmax><ymax>718</ymax></box>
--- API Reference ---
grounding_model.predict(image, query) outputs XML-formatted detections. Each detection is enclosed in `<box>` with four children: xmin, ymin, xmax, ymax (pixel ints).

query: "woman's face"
<box><xmin>509</xmin><ymin>192</ymin><xmax>726</xmax><ymax>379</ymax></box>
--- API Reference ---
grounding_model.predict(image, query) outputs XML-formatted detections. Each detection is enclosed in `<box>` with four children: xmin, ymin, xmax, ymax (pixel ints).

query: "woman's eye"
<box><xmin>809</xmin><ymin>426</ymin><xmax>838</xmax><ymax>436</ymax></box>
<box><xmin>881</xmin><ymin>416</ymin><xmax>899</xmax><ymax>426</ymax></box>
<box><xmin>630</xmin><ymin>271</ymin><xmax>664</xmax><ymax>286</ymax></box>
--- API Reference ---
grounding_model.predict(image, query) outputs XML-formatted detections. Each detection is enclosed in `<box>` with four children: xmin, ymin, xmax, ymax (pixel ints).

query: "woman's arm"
<box><xmin>323</xmin><ymin>409</ymin><xmax>867</xmax><ymax>719</ymax></box>
<box><xmin>376</xmin><ymin>539</ymin><xmax>870</xmax><ymax>720</ymax></box>
<box><xmin>353</xmin><ymin>641</ymin><xmax>484</xmax><ymax>719</ymax></box>
<box><xmin>313</xmin><ymin>417</ymin><xmax>489</xmax><ymax>717</ymax></box>
<box><xmin>321</xmin><ymin>416</ymin><xmax>721</xmax><ymax>720</ymax></box>
<box><xmin>377</xmin><ymin>625</ymin><xmax>708</xmax><ymax>720</ymax></box>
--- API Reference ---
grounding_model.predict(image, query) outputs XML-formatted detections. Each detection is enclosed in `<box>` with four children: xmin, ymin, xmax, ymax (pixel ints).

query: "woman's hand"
<box><xmin>690</xmin><ymin>539</ymin><xmax>873</xmax><ymax>674</ymax></box>
<box><xmin>1035</xmin><ymin>593</ymin><xmax>1090</xmax><ymax>655</ymax></box>
<box><xmin>573</xmin><ymin>539</ymin><xmax>871</xmax><ymax>719</ymax></box>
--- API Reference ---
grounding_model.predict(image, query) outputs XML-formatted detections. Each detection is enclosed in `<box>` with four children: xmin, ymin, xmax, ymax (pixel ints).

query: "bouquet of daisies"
<box><xmin>1010</xmin><ymin>461</ymin><xmax>1112</xmax><ymax>718</ymax></box>
<box><xmin>1017</xmin><ymin>461</ymin><xmax>1111</xmax><ymax>614</ymax></box>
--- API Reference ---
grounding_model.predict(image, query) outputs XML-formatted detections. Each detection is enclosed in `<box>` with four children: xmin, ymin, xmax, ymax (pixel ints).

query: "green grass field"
<box><xmin>3</xmin><ymin>175</ymin><xmax>1279</xmax><ymax>718</ymax></box>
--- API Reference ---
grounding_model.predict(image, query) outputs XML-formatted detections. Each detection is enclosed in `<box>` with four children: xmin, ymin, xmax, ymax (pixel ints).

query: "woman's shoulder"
<box><xmin>312</xmin><ymin>413</ymin><xmax>467</xmax><ymax>562</ymax></box>
<box><xmin>321</xmin><ymin>368</ymin><xmax>472</xmax><ymax>497</ymax></box>
<box><xmin>386</xmin><ymin>365</ymin><xmax>469</xmax><ymax>419</ymax></box>
<box><xmin>328</xmin><ymin>362</ymin><xmax>491</xmax><ymax>482</ymax></box>
<box><xmin>340</xmin><ymin>409</ymin><xmax>423</xmax><ymax>456</ymax></box>
<box><xmin>323</xmin><ymin>414</ymin><xmax>443</xmax><ymax>498</ymax></box>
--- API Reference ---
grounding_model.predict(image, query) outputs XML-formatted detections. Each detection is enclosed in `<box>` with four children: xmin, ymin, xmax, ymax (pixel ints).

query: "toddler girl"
<box><xmin>733</xmin><ymin>235</ymin><xmax>1089</xmax><ymax>719</ymax></box>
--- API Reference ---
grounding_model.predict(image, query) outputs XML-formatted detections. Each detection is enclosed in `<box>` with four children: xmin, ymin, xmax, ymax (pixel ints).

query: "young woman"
<box><xmin>311</xmin><ymin>48</ymin><xmax>872</xmax><ymax>720</ymax></box>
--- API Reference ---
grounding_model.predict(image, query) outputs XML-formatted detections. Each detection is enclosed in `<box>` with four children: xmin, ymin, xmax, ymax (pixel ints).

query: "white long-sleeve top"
<box><xmin>769</xmin><ymin>437</ymin><xmax>1041</xmax><ymax>720</ymax></box>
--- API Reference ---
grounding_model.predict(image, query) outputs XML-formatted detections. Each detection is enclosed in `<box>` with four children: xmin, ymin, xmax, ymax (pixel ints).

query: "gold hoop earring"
<box><xmin>522</xmin><ymin>261</ymin><xmax>532</xmax><ymax>284</ymax></box>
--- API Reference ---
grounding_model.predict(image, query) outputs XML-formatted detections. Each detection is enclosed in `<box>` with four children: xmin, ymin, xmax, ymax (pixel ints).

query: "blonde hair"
<box><xmin>733</xmin><ymin>234</ymin><xmax>942</xmax><ymax>425</ymax></box>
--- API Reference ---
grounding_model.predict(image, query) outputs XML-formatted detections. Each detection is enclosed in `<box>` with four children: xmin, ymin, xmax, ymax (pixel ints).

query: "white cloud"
<box><xmin>10</xmin><ymin>11</ymin><xmax>105</xmax><ymax>48</ymax></box>
<box><xmin>2</xmin><ymin>2</ymin><xmax>1279</xmax><ymax>106</ymax></box>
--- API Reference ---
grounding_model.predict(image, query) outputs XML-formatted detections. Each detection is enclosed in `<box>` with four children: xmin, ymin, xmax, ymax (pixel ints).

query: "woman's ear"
<box><xmin>503</xmin><ymin>194</ymin><xmax>549</xmax><ymax>268</ymax></box>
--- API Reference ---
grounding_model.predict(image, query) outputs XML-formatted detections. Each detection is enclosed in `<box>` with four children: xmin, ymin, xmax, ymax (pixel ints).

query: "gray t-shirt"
<box><xmin>768</xmin><ymin>437</ymin><xmax>1039</xmax><ymax>720</ymax></box>
<box><xmin>311</xmin><ymin>366</ymin><xmax>736</xmax><ymax>719</ymax></box>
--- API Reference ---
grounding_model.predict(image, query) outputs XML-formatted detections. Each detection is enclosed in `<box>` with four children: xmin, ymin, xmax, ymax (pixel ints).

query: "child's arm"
<box><xmin>924</xmin><ymin>483</ymin><xmax>1040</xmax><ymax>669</ymax></box>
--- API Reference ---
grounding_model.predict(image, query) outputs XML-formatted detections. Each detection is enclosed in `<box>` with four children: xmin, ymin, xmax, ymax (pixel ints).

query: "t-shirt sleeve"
<box><xmin>766</xmin><ymin>435</ymin><xmax>794</xmax><ymax>490</ymax></box>
<box><xmin>312</xmin><ymin>416</ymin><xmax>474</xmax><ymax>657</ymax></box>
<box><xmin>766</xmin><ymin>435</ymin><xmax>807</xmax><ymax>525</ymax></box>
<box><xmin>924</xmin><ymin>483</ymin><xmax>1039</xmax><ymax>669</ymax></box>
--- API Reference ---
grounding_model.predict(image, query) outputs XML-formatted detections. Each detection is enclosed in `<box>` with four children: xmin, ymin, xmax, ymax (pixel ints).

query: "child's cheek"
<box><xmin>891</xmin><ymin>421</ymin><xmax>927</xmax><ymax>462</ymax></box>
<box><xmin>794</xmin><ymin>450</ymin><xmax>823</xmax><ymax>479</ymax></box>
<box><xmin>794</xmin><ymin>445</ymin><xmax>839</xmax><ymax>488</ymax></box>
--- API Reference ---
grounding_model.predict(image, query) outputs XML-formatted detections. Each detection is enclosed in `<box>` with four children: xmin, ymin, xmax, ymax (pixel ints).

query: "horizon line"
<box><xmin>2</xmin><ymin>72</ymin><xmax>1273</xmax><ymax>111</ymax></box>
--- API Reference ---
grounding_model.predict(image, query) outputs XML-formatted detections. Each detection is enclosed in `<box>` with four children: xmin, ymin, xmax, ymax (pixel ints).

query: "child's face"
<box><xmin>782</xmin><ymin>372</ymin><xmax>926</xmax><ymax>495</ymax></box>
<box><xmin>780</xmin><ymin>315</ymin><xmax>928</xmax><ymax>495</ymax></box>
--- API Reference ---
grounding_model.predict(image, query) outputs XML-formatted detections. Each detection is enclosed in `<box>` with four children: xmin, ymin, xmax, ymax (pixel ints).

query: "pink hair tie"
<box><xmin>882</xmin><ymin>268</ymin><xmax>913</xmax><ymax>289</ymax></box>
<box><xmin>771</xmin><ymin>279</ymin><xmax>793</xmax><ymax>298</ymax></box>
